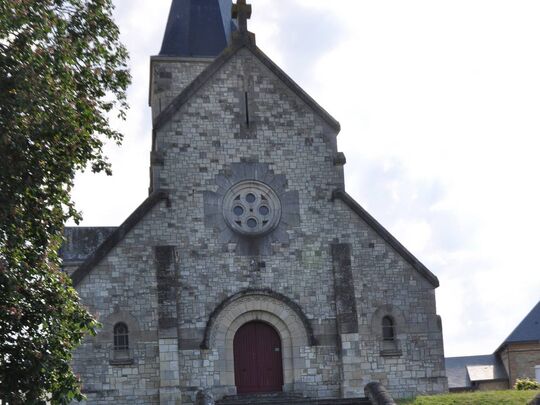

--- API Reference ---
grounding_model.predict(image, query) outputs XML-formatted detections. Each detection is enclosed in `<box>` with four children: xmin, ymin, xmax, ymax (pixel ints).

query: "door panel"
<box><xmin>233</xmin><ymin>321</ymin><xmax>283</xmax><ymax>394</ymax></box>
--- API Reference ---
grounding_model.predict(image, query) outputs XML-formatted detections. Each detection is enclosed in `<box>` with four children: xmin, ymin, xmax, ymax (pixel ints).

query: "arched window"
<box><xmin>381</xmin><ymin>315</ymin><xmax>400</xmax><ymax>355</ymax></box>
<box><xmin>382</xmin><ymin>316</ymin><xmax>395</xmax><ymax>341</ymax></box>
<box><xmin>113</xmin><ymin>322</ymin><xmax>129</xmax><ymax>351</ymax></box>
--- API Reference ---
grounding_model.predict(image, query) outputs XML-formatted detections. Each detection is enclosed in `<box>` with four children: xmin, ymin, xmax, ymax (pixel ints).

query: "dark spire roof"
<box><xmin>160</xmin><ymin>0</ymin><xmax>236</xmax><ymax>57</ymax></box>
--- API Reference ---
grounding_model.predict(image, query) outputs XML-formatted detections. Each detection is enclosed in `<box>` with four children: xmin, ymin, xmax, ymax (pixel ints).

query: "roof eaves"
<box><xmin>495</xmin><ymin>342</ymin><xmax>506</xmax><ymax>354</ymax></box>
<box><xmin>71</xmin><ymin>191</ymin><xmax>170</xmax><ymax>287</ymax></box>
<box><xmin>332</xmin><ymin>188</ymin><xmax>440</xmax><ymax>288</ymax></box>
<box><xmin>153</xmin><ymin>34</ymin><xmax>341</xmax><ymax>133</ymax></box>
<box><xmin>496</xmin><ymin>338</ymin><xmax>540</xmax><ymax>354</ymax></box>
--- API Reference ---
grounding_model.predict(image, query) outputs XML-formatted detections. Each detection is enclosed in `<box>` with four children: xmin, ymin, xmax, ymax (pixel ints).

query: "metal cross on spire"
<box><xmin>232</xmin><ymin>0</ymin><xmax>252</xmax><ymax>33</ymax></box>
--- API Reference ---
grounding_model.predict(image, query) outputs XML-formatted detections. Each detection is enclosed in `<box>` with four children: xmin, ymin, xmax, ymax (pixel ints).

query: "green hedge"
<box><xmin>397</xmin><ymin>389</ymin><xmax>540</xmax><ymax>405</ymax></box>
<box><xmin>515</xmin><ymin>378</ymin><xmax>540</xmax><ymax>391</ymax></box>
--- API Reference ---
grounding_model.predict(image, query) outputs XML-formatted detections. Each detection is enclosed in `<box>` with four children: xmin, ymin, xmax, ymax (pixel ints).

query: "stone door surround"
<box><xmin>203</xmin><ymin>290</ymin><xmax>314</xmax><ymax>393</ymax></box>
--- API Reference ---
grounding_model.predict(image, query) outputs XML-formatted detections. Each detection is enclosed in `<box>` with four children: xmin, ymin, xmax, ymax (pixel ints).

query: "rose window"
<box><xmin>222</xmin><ymin>181</ymin><xmax>282</xmax><ymax>236</ymax></box>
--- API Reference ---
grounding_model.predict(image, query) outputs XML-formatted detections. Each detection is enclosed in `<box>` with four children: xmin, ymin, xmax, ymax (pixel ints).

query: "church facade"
<box><xmin>62</xmin><ymin>1</ymin><xmax>447</xmax><ymax>403</ymax></box>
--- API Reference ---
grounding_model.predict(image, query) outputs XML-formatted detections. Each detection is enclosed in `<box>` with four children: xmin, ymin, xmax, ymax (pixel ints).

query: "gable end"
<box><xmin>153</xmin><ymin>35</ymin><xmax>341</xmax><ymax>133</ymax></box>
<box><xmin>70</xmin><ymin>191</ymin><xmax>170</xmax><ymax>287</ymax></box>
<box><xmin>332</xmin><ymin>188</ymin><xmax>440</xmax><ymax>288</ymax></box>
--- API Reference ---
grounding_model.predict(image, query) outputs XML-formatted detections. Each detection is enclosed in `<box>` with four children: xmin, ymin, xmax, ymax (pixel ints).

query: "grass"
<box><xmin>397</xmin><ymin>390</ymin><xmax>540</xmax><ymax>405</ymax></box>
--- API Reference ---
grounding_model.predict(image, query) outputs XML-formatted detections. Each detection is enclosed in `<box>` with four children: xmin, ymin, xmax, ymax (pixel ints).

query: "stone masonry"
<box><xmin>66</xmin><ymin>3</ymin><xmax>447</xmax><ymax>404</ymax></box>
<box><xmin>499</xmin><ymin>343</ymin><xmax>540</xmax><ymax>387</ymax></box>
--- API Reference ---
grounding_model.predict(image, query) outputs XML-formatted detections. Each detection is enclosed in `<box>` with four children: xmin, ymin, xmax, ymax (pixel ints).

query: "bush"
<box><xmin>515</xmin><ymin>378</ymin><xmax>540</xmax><ymax>390</ymax></box>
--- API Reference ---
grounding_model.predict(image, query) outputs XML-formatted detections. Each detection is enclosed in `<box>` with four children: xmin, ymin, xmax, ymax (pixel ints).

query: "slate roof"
<box><xmin>160</xmin><ymin>0</ymin><xmax>236</xmax><ymax>57</ymax></box>
<box><xmin>497</xmin><ymin>300</ymin><xmax>540</xmax><ymax>351</ymax></box>
<box><xmin>445</xmin><ymin>355</ymin><xmax>508</xmax><ymax>389</ymax></box>
<box><xmin>61</xmin><ymin>227</ymin><xmax>117</xmax><ymax>263</ymax></box>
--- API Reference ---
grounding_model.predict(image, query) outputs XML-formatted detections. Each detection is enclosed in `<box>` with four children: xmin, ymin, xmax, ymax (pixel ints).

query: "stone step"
<box><xmin>216</xmin><ymin>392</ymin><xmax>371</xmax><ymax>405</ymax></box>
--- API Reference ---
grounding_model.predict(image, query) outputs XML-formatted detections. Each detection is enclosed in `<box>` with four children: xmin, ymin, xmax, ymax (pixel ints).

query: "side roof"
<box><xmin>445</xmin><ymin>355</ymin><xmax>507</xmax><ymax>389</ymax></box>
<box><xmin>153</xmin><ymin>33</ymin><xmax>340</xmax><ymax>133</ymax></box>
<box><xmin>496</xmin><ymin>300</ymin><xmax>540</xmax><ymax>352</ymax></box>
<box><xmin>61</xmin><ymin>227</ymin><xmax>117</xmax><ymax>264</ymax></box>
<box><xmin>332</xmin><ymin>189</ymin><xmax>440</xmax><ymax>288</ymax></box>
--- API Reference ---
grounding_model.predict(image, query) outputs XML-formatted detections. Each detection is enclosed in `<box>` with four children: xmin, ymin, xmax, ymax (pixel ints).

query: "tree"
<box><xmin>0</xmin><ymin>0</ymin><xmax>130</xmax><ymax>402</ymax></box>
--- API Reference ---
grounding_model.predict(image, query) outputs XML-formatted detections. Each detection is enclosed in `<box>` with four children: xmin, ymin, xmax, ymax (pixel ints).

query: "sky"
<box><xmin>70</xmin><ymin>0</ymin><xmax>540</xmax><ymax>358</ymax></box>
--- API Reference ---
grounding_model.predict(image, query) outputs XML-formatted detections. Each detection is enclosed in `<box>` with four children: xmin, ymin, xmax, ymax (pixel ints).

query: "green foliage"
<box><xmin>0</xmin><ymin>0</ymin><xmax>129</xmax><ymax>403</ymax></box>
<box><xmin>515</xmin><ymin>378</ymin><xmax>540</xmax><ymax>391</ymax></box>
<box><xmin>397</xmin><ymin>389</ymin><xmax>540</xmax><ymax>405</ymax></box>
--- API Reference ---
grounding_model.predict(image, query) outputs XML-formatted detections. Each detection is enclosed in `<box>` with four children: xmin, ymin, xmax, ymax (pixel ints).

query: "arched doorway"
<box><xmin>233</xmin><ymin>321</ymin><xmax>284</xmax><ymax>394</ymax></box>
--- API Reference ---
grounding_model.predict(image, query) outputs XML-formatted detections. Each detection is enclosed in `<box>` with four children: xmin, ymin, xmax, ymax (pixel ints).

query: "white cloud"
<box><xmin>70</xmin><ymin>0</ymin><xmax>540</xmax><ymax>358</ymax></box>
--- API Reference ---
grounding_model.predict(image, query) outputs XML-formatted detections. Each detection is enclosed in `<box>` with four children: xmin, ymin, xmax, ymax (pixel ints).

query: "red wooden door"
<box><xmin>233</xmin><ymin>321</ymin><xmax>283</xmax><ymax>394</ymax></box>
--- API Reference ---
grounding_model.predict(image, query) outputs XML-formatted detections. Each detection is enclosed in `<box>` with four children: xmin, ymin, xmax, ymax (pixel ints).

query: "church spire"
<box><xmin>159</xmin><ymin>0</ymin><xmax>236</xmax><ymax>57</ymax></box>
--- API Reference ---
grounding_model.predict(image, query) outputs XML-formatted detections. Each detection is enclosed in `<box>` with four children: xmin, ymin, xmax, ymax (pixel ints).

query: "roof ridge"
<box><xmin>445</xmin><ymin>354</ymin><xmax>495</xmax><ymax>360</ymax></box>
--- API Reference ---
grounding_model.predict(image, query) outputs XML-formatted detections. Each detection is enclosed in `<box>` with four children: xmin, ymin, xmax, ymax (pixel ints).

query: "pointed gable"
<box><xmin>153</xmin><ymin>34</ymin><xmax>340</xmax><ymax>133</ymax></box>
<box><xmin>70</xmin><ymin>191</ymin><xmax>169</xmax><ymax>286</ymax></box>
<box><xmin>332</xmin><ymin>189</ymin><xmax>440</xmax><ymax>288</ymax></box>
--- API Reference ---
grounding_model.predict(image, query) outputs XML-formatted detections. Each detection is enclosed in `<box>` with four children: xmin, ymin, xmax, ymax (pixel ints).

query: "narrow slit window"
<box><xmin>114</xmin><ymin>322</ymin><xmax>129</xmax><ymax>351</ymax></box>
<box><xmin>244</xmin><ymin>91</ymin><xmax>250</xmax><ymax>127</ymax></box>
<box><xmin>382</xmin><ymin>316</ymin><xmax>395</xmax><ymax>341</ymax></box>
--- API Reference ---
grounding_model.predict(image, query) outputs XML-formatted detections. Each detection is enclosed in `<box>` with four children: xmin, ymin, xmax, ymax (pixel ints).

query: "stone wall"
<box><xmin>72</xmin><ymin>203</ymin><xmax>171</xmax><ymax>404</ymax></box>
<box><xmin>149</xmin><ymin>47</ymin><xmax>342</xmax><ymax>402</ymax></box>
<box><xmin>476</xmin><ymin>380</ymin><xmax>509</xmax><ymax>391</ymax></box>
<box><xmin>501</xmin><ymin>343</ymin><xmax>540</xmax><ymax>386</ymax></box>
<box><xmin>150</xmin><ymin>57</ymin><xmax>212</xmax><ymax>120</ymax></box>
<box><xmin>340</xmin><ymin>202</ymin><xmax>447</xmax><ymax>398</ymax></box>
<box><xmin>148</xmin><ymin>46</ymin><xmax>445</xmax><ymax>401</ymax></box>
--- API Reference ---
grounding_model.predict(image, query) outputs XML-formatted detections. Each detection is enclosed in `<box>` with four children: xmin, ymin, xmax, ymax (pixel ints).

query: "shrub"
<box><xmin>515</xmin><ymin>378</ymin><xmax>540</xmax><ymax>390</ymax></box>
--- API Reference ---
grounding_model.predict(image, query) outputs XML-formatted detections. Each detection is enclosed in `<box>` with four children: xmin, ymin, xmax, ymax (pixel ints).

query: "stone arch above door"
<box><xmin>201</xmin><ymin>289</ymin><xmax>316</xmax><ymax>393</ymax></box>
<box><xmin>201</xmin><ymin>289</ymin><xmax>316</xmax><ymax>350</ymax></box>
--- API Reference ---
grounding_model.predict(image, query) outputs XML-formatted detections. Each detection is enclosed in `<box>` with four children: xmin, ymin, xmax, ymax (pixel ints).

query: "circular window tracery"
<box><xmin>223</xmin><ymin>181</ymin><xmax>281</xmax><ymax>236</ymax></box>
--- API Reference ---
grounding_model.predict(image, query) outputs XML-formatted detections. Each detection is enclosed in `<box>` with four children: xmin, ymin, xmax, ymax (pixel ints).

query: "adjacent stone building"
<box><xmin>446</xmin><ymin>300</ymin><xmax>540</xmax><ymax>391</ymax></box>
<box><xmin>62</xmin><ymin>0</ymin><xmax>448</xmax><ymax>403</ymax></box>
<box><xmin>496</xmin><ymin>300</ymin><xmax>540</xmax><ymax>387</ymax></box>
